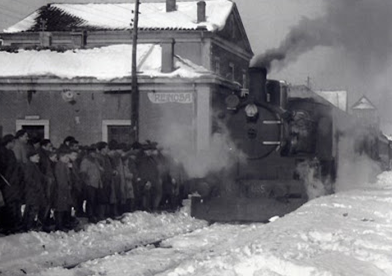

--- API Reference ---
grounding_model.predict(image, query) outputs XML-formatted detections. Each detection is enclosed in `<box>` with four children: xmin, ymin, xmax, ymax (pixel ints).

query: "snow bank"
<box><xmin>1</xmin><ymin>172</ymin><xmax>392</xmax><ymax>276</ymax></box>
<box><xmin>0</xmin><ymin>210</ymin><xmax>207</xmax><ymax>276</ymax></box>
<box><xmin>164</xmin><ymin>172</ymin><xmax>392</xmax><ymax>276</ymax></box>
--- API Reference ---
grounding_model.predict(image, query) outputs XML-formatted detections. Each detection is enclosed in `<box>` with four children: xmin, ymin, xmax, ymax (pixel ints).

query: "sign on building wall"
<box><xmin>147</xmin><ymin>92</ymin><xmax>193</xmax><ymax>104</ymax></box>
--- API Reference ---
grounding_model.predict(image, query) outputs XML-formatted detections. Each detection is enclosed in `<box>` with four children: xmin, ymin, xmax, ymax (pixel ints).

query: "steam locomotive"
<box><xmin>190</xmin><ymin>67</ymin><xmax>391</xmax><ymax>222</ymax></box>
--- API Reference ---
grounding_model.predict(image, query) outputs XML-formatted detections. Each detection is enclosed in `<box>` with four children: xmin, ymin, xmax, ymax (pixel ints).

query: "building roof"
<box><xmin>351</xmin><ymin>96</ymin><xmax>376</xmax><ymax>110</ymax></box>
<box><xmin>3</xmin><ymin>0</ymin><xmax>234</xmax><ymax>33</ymax></box>
<box><xmin>0</xmin><ymin>44</ymin><xmax>209</xmax><ymax>80</ymax></box>
<box><xmin>288</xmin><ymin>85</ymin><xmax>325</xmax><ymax>101</ymax></box>
<box><xmin>289</xmin><ymin>85</ymin><xmax>346</xmax><ymax>107</ymax></box>
<box><xmin>315</xmin><ymin>90</ymin><xmax>347</xmax><ymax>112</ymax></box>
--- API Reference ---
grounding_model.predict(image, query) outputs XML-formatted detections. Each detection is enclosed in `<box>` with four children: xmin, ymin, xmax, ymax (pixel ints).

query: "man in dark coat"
<box><xmin>23</xmin><ymin>149</ymin><xmax>46</xmax><ymax>231</ymax></box>
<box><xmin>158</xmin><ymin>148</ymin><xmax>186</xmax><ymax>211</ymax></box>
<box><xmin>129</xmin><ymin>142</ymin><xmax>143</xmax><ymax>211</ymax></box>
<box><xmin>69</xmin><ymin>150</ymin><xmax>85</xmax><ymax>218</ymax></box>
<box><xmin>37</xmin><ymin>139</ymin><xmax>56</xmax><ymax>230</ymax></box>
<box><xmin>54</xmin><ymin>150</ymin><xmax>73</xmax><ymax>231</ymax></box>
<box><xmin>137</xmin><ymin>142</ymin><xmax>161</xmax><ymax>212</ymax></box>
<box><xmin>0</xmin><ymin>134</ymin><xmax>23</xmax><ymax>233</ymax></box>
<box><xmin>79</xmin><ymin>145</ymin><xmax>103</xmax><ymax>222</ymax></box>
<box><xmin>96</xmin><ymin>142</ymin><xmax>114</xmax><ymax>218</ymax></box>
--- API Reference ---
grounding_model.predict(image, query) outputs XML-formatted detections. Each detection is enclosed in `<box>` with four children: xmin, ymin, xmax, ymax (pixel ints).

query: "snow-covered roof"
<box><xmin>315</xmin><ymin>90</ymin><xmax>347</xmax><ymax>112</ymax></box>
<box><xmin>351</xmin><ymin>96</ymin><xmax>376</xmax><ymax>110</ymax></box>
<box><xmin>288</xmin><ymin>85</ymin><xmax>331</xmax><ymax>105</ymax></box>
<box><xmin>4</xmin><ymin>0</ymin><xmax>234</xmax><ymax>33</ymax></box>
<box><xmin>0</xmin><ymin>44</ymin><xmax>209</xmax><ymax>80</ymax></box>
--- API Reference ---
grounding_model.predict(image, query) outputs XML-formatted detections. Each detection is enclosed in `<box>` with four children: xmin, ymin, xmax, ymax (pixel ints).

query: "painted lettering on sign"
<box><xmin>147</xmin><ymin>93</ymin><xmax>193</xmax><ymax>104</ymax></box>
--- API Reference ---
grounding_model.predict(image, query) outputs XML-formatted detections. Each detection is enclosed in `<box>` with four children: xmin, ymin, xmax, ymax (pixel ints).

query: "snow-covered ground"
<box><xmin>1</xmin><ymin>171</ymin><xmax>392</xmax><ymax>276</ymax></box>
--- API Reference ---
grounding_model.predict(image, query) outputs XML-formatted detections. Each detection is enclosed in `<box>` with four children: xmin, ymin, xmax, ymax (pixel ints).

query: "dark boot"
<box><xmin>55</xmin><ymin>211</ymin><xmax>66</xmax><ymax>231</ymax></box>
<box><xmin>24</xmin><ymin>205</ymin><xmax>41</xmax><ymax>232</ymax></box>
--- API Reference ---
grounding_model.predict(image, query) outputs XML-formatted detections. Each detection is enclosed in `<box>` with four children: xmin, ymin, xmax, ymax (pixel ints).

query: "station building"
<box><xmin>0</xmin><ymin>0</ymin><xmax>253</xmax><ymax>155</ymax></box>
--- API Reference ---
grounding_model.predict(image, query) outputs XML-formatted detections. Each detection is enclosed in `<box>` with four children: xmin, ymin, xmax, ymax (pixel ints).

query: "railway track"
<box><xmin>59</xmin><ymin>222</ymin><xmax>266</xmax><ymax>276</ymax></box>
<box><xmin>0</xmin><ymin>210</ymin><xmax>208</xmax><ymax>276</ymax></box>
<box><xmin>0</xmin><ymin>209</ymin><xmax>269</xmax><ymax>276</ymax></box>
<box><xmin>63</xmin><ymin>225</ymin><xmax>200</xmax><ymax>270</ymax></box>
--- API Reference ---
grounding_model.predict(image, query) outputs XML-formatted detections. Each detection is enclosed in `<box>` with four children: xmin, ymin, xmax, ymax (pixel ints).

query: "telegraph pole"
<box><xmin>131</xmin><ymin>0</ymin><xmax>140</xmax><ymax>142</ymax></box>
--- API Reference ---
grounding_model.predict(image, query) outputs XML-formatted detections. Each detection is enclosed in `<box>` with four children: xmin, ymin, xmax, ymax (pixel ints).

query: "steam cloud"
<box><xmin>252</xmin><ymin>0</ymin><xmax>392</xmax><ymax>77</ymax></box>
<box><xmin>155</xmin><ymin>108</ymin><xmax>245</xmax><ymax>179</ymax></box>
<box><xmin>334</xmin><ymin>135</ymin><xmax>382</xmax><ymax>191</ymax></box>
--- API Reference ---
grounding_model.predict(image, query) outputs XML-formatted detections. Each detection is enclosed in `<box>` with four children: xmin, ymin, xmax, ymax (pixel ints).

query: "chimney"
<box><xmin>248</xmin><ymin>67</ymin><xmax>267</xmax><ymax>103</ymax></box>
<box><xmin>166</xmin><ymin>0</ymin><xmax>176</xmax><ymax>12</ymax></box>
<box><xmin>161</xmin><ymin>39</ymin><xmax>175</xmax><ymax>73</ymax></box>
<box><xmin>197</xmin><ymin>1</ymin><xmax>206</xmax><ymax>23</ymax></box>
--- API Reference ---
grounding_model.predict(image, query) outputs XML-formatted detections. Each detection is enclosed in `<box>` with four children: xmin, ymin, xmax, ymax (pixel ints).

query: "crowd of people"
<box><xmin>0</xmin><ymin>130</ymin><xmax>188</xmax><ymax>234</ymax></box>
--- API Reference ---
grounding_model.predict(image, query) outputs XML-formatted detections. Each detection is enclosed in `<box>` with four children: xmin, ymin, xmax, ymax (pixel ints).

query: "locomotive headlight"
<box><xmin>245</xmin><ymin>103</ymin><xmax>258</xmax><ymax>118</ymax></box>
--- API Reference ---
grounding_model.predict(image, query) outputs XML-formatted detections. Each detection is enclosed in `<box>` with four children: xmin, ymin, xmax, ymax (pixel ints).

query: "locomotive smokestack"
<box><xmin>248</xmin><ymin>67</ymin><xmax>267</xmax><ymax>103</ymax></box>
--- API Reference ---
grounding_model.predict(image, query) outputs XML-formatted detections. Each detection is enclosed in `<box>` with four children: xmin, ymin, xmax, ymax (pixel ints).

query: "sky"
<box><xmin>1</xmin><ymin>0</ymin><xmax>392</xmax><ymax>133</ymax></box>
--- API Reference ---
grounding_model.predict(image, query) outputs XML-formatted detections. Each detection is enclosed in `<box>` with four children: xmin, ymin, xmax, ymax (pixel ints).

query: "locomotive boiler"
<box><xmin>190</xmin><ymin>67</ymin><xmax>340</xmax><ymax>222</ymax></box>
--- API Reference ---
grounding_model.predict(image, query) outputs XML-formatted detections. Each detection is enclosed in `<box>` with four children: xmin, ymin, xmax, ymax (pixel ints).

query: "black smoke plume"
<box><xmin>252</xmin><ymin>0</ymin><xmax>392</xmax><ymax>74</ymax></box>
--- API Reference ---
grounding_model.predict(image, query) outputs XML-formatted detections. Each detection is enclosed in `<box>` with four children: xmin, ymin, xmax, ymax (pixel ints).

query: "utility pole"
<box><xmin>131</xmin><ymin>0</ymin><xmax>140</xmax><ymax>142</ymax></box>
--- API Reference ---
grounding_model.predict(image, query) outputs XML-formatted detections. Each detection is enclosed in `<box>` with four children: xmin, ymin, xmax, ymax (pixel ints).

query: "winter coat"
<box><xmin>96</xmin><ymin>154</ymin><xmax>113</xmax><ymax>203</ymax></box>
<box><xmin>24</xmin><ymin>160</ymin><xmax>46</xmax><ymax>207</ymax></box>
<box><xmin>137</xmin><ymin>153</ymin><xmax>161</xmax><ymax>196</ymax></box>
<box><xmin>38</xmin><ymin>148</ymin><xmax>51</xmax><ymax>175</ymax></box>
<box><xmin>137</xmin><ymin>154</ymin><xmax>159</xmax><ymax>184</ymax></box>
<box><xmin>167</xmin><ymin>156</ymin><xmax>187</xmax><ymax>197</ymax></box>
<box><xmin>38</xmin><ymin>149</ymin><xmax>56</xmax><ymax>206</ymax></box>
<box><xmin>0</xmin><ymin>146</ymin><xmax>23</xmax><ymax>203</ymax></box>
<box><xmin>12</xmin><ymin>140</ymin><xmax>28</xmax><ymax>164</ymax></box>
<box><xmin>109</xmin><ymin>152</ymin><xmax>128</xmax><ymax>204</ymax></box>
<box><xmin>156</xmin><ymin>153</ymin><xmax>173</xmax><ymax>195</ymax></box>
<box><xmin>69</xmin><ymin>162</ymin><xmax>83</xmax><ymax>196</ymax></box>
<box><xmin>79</xmin><ymin>156</ymin><xmax>102</xmax><ymax>189</ymax></box>
<box><xmin>123</xmin><ymin>158</ymin><xmax>134</xmax><ymax>199</ymax></box>
<box><xmin>54</xmin><ymin>161</ymin><xmax>73</xmax><ymax>212</ymax></box>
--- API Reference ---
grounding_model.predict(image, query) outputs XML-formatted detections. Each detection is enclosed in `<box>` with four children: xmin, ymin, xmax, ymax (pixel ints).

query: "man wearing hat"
<box><xmin>23</xmin><ymin>148</ymin><xmax>46</xmax><ymax>231</ymax></box>
<box><xmin>0</xmin><ymin>134</ymin><xmax>23</xmax><ymax>233</ymax></box>
<box><xmin>137</xmin><ymin>141</ymin><xmax>162</xmax><ymax>212</ymax></box>
<box><xmin>96</xmin><ymin>141</ymin><xmax>114</xmax><ymax>218</ymax></box>
<box><xmin>54</xmin><ymin>149</ymin><xmax>74</xmax><ymax>231</ymax></box>
<box><xmin>59</xmin><ymin>136</ymin><xmax>77</xmax><ymax>151</ymax></box>
<box><xmin>79</xmin><ymin>145</ymin><xmax>104</xmax><ymax>223</ymax></box>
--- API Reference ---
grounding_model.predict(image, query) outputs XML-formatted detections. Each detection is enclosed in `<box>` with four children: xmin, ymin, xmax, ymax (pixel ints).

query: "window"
<box><xmin>102</xmin><ymin>120</ymin><xmax>133</xmax><ymax>144</ymax></box>
<box><xmin>16</xmin><ymin>119</ymin><xmax>49</xmax><ymax>140</ymax></box>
